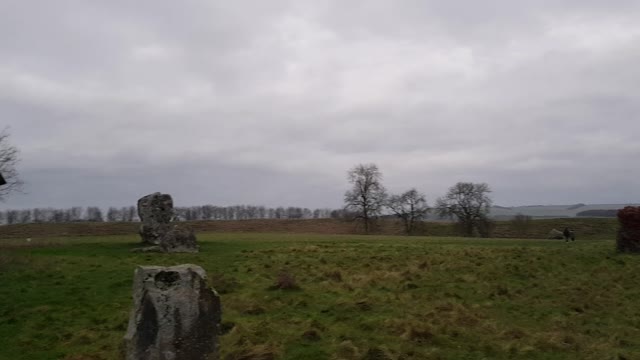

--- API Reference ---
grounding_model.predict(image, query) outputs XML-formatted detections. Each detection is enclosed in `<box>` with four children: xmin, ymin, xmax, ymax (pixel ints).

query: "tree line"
<box><xmin>0</xmin><ymin>205</ymin><xmax>343</xmax><ymax>225</ymax></box>
<box><xmin>344</xmin><ymin>163</ymin><xmax>493</xmax><ymax>237</ymax></box>
<box><xmin>0</xmin><ymin>130</ymin><xmax>494</xmax><ymax>236</ymax></box>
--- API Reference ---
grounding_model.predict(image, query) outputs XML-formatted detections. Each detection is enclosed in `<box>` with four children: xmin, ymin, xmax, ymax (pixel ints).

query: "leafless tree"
<box><xmin>5</xmin><ymin>209</ymin><xmax>19</xmax><ymax>224</ymax></box>
<box><xmin>0</xmin><ymin>128</ymin><xmax>23</xmax><ymax>201</ymax></box>
<box><xmin>387</xmin><ymin>188</ymin><xmax>430</xmax><ymax>235</ymax></box>
<box><xmin>19</xmin><ymin>209</ymin><xmax>32</xmax><ymax>223</ymax></box>
<box><xmin>107</xmin><ymin>207</ymin><xmax>120</xmax><ymax>222</ymax></box>
<box><xmin>344</xmin><ymin>163</ymin><xmax>387</xmax><ymax>234</ymax></box>
<box><xmin>436</xmin><ymin>182</ymin><xmax>492</xmax><ymax>237</ymax></box>
<box><xmin>86</xmin><ymin>206</ymin><xmax>104</xmax><ymax>222</ymax></box>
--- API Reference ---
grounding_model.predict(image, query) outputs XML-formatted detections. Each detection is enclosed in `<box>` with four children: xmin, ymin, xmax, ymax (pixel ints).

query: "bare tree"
<box><xmin>387</xmin><ymin>188</ymin><xmax>430</xmax><ymax>235</ymax></box>
<box><xmin>344</xmin><ymin>163</ymin><xmax>387</xmax><ymax>234</ymax></box>
<box><xmin>107</xmin><ymin>207</ymin><xmax>120</xmax><ymax>222</ymax></box>
<box><xmin>6</xmin><ymin>209</ymin><xmax>19</xmax><ymax>224</ymax></box>
<box><xmin>86</xmin><ymin>207</ymin><xmax>104</xmax><ymax>222</ymax></box>
<box><xmin>436</xmin><ymin>182</ymin><xmax>492</xmax><ymax>237</ymax></box>
<box><xmin>0</xmin><ymin>128</ymin><xmax>23</xmax><ymax>201</ymax></box>
<box><xmin>19</xmin><ymin>209</ymin><xmax>32</xmax><ymax>223</ymax></box>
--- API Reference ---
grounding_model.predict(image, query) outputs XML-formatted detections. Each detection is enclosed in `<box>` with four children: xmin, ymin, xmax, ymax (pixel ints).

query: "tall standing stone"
<box><xmin>138</xmin><ymin>192</ymin><xmax>174</xmax><ymax>246</ymax></box>
<box><xmin>123</xmin><ymin>264</ymin><xmax>222</xmax><ymax>360</ymax></box>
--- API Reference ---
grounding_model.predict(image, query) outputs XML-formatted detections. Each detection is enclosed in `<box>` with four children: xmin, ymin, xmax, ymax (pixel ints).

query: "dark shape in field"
<box><xmin>0</xmin><ymin>172</ymin><xmax>6</xmax><ymax>186</ymax></box>
<box><xmin>135</xmin><ymin>192</ymin><xmax>198</xmax><ymax>253</ymax></box>
<box><xmin>123</xmin><ymin>264</ymin><xmax>222</xmax><ymax>360</ymax></box>
<box><xmin>616</xmin><ymin>206</ymin><xmax>640</xmax><ymax>253</ymax></box>
<box><xmin>563</xmin><ymin>227</ymin><xmax>576</xmax><ymax>242</ymax></box>
<box><xmin>547</xmin><ymin>228</ymin><xmax>565</xmax><ymax>240</ymax></box>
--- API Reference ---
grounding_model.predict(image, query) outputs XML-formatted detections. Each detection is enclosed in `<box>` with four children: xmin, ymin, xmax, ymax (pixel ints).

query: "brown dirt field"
<box><xmin>0</xmin><ymin>217</ymin><xmax>617</xmax><ymax>240</ymax></box>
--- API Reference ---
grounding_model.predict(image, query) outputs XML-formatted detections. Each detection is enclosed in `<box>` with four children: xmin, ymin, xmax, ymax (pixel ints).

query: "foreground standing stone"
<box><xmin>123</xmin><ymin>264</ymin><xmax>221</xmax><ymax>360</ymax></box>
<box><xmin>136</xmin><ymin>192</ymin><xmax>199</xmax><ymax>253</ymax></box>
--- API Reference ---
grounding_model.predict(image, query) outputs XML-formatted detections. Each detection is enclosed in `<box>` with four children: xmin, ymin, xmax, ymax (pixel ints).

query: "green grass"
<box><xmin>1</xmin><ymin>233</ymin><xmax>639</xmax><ymax>359</ymax></box>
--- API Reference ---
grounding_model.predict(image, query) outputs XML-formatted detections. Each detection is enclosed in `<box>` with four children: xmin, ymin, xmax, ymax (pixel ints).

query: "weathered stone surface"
<box><xmin>138</xmin><ymin>192</ymin><xmax>174</xmax><ymax>246</ymax></box>
<box><xmin>617</xmin><ymin>206</ymin><xmax>640</xmax><ymax>253</ymax></box>
<box><xmin>547</xmin><ymin>228</ymin><xmax>564</xmax><ymax>240</ymax></box>
<box><xmin>136</xmin><ymin>192</ymin><xmax>198</xmax><ymax>253</ymax></box>
<box><xmin>160</xmin><ymin>226</ymin><xmax>199</xmax><ymax>253</ymax></box>
<box><xmin>123</xmin><ymin>264</ymin><xmax>221</xmax><ymax>360</ymax></box>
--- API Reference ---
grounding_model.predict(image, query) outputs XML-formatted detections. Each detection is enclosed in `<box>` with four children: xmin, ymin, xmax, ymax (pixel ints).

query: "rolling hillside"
<box><xmin>488</xmin><ymin>203</ymin><xmax>639</xmax><ymax>219</ymax></box>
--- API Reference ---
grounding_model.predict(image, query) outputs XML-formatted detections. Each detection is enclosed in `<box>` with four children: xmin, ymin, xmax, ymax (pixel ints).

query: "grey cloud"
<box><xmin>1</xmin><ymin>1</ymin><xmax>639</xmax><ymax>209</ymax></box>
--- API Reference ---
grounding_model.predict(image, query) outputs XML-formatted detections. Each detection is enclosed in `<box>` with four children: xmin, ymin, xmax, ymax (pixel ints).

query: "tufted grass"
<box><xmin>1</xmin><ymin>233</ymin><xmax>639</xmax><ymax>359</ymax></box>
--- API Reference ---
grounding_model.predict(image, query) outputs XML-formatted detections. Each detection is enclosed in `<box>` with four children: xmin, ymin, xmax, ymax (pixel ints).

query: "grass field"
<box><xmin>1</xmin><ymin>233</ymin><xmax>638</xmax><ymax>359</ymax></box>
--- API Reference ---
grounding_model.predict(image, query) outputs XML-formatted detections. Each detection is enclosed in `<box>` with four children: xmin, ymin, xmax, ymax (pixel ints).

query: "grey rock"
<box><xmin>547</xmin><ymin>228</ymin><xmax>564</xmax><ymax>240</ymax></box>
<box><xmin>123</xmin><ymin>264</ymin><xmax>221</xmax><ymax>360</ymax></box>
<box><xmin>160</xmin><ymin>226</ymin><xmax>199</xmax><ymax>253</ymax></box>
<box><xmin>138</xmin><ymin>193</ymin><xmax>174</xmax><ymax>246</ymax></box>
<box><xmin>137</xmin><ymin>192</ymin><xmax>198</xmax><ymax>252</ymax></box>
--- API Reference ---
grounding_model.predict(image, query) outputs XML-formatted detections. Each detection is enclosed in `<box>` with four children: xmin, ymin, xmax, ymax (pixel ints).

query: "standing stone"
<box><xmin>161</xmin><ymin>226</ymin><xmax>199</xmax><ymax>253</ymax></box>
<box><xmin>138</xmin><ymin>192</ymin><xmax>174</xmax><ymax>245</ymax></box>
<box><xmin>123</xmin><ymin>264</ymin><xmax>221</xmax><ymax>360</ymax></box>
<box><xmin>617</xmin><ymin>206</ymin><xmax>640</xmax><ymax>253</ymax></box>
<box><xmin>136</xmin><ymin>192</ymin><xmax>199</xmax><ymax>253</ymax></box>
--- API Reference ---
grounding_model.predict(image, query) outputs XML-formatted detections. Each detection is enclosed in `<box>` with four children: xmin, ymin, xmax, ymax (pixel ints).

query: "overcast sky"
<box><xmin>1</xmin><ymin>1</ymin><xmax>639</xmax><ymax>209</ymax></box>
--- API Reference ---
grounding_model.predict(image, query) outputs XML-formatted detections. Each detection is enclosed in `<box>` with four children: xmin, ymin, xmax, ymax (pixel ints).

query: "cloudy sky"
<box><xmin>1</xmin><ymin>0</ymin><xmax>639</xmax><ymax>210</ymax></box>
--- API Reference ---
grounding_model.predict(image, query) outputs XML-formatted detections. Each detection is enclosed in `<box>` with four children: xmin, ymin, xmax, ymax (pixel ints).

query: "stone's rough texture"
<box><xmin>617</xmin><ymin>206</ymin><xmax>640</xmax><ymax>253</ymax></box>
<box><xmin>136</xmin><ymin>192</ymin><xmax>198</xmax><ymax>253</ymax></box>
<box><xmin>123</xmin><ymin>264</ymin><xmax>221</xmax><ymax>360</ymax></box>
<box><xmin>138</xmin><ymin>192</ymin><xmax>174</xmax><ymax>245</ymax></box>
<box><xmin>547</xmin><ymin>229</ymin><xmax>564</xmax><ymax>240</ymax></box>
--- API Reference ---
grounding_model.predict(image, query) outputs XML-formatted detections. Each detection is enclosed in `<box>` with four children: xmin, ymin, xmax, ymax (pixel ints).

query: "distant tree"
<box><xmin>86</xmin><ymin>207</ymin><xmax>104</xmax><ymax>222</ymax></box>
<box><xmin>244</xmin><ymin>206</ymin><xmax>255</xmax><ymax>219</ymax></box>
<box><xmin>275</xmin><ymin>207</ymin><xmax>285</xmax><ymax>219</ymax></box>
<box><xmin>127</xmin><ymin>206</ymin><xmax>137</xmax><ymax>221</ymax></box>
<box><xmin>201</xmin><ymin>205</ymin><xmax>214</xmax><ymax>220</ymax></box>
<box><xmin>52</xmin><ymin>209</ymin><xmax>65</xmax><ymax>223</ymax></box>
<box><xmin>31</xmin><ymin>208</ymin><xmax>42</xmax><ymax>223</ymax></box>
<box><xmin>386</xmin><ymin>188</ymin><xmax>430</xmax><ymax>235</ymax></box>
<box><xmin>0</xmin><ymin>128</ymin><xmax>24</xmax><ymax>201</ymax></box>
<box><xmin>286</xmin><ymin>207</ymin><xmax>303</xmax><ymax>219</ymax></box>
<box><xmin>436</xmin><ymin>182</ymin><xmax>493</xmax><ymax>237</ymax></box>
<box><xmin>330</xmin><ymin>209</ymin><xmax>345</xmax><ymax>219</ymax></box>
<box><xmin>267</xmin><ymin>208</ymin><xmax>275</xmax><ymax>219</ymax></box>
<box><xmin>344</xmin><ymin>163</ymin><xmax>387</xmax><ymax>234</ymax></box>
<box><xmin>106</xmin><ymin>207</ymin><xmax>120</xmax><ymax>222</ymax></box>
<box><xmin>19</xmin><ymin>209</ymin><xmax>32</xmax><ymax>223</ymax></box>
<box><xmin>6</xmin><ymin>209</ymin><xmax>19</xmax><ymax>224</ymax></box>
<box><xmin>69</xmin><ymin>207</ymin><xmax>84</xmax><ymax>222</ymax></box>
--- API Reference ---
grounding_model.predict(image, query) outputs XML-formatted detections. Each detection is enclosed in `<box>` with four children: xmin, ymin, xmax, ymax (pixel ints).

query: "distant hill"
<box><xmin>489</xmin><ymin>203</ymin><xmax>640</xmax><ymax>219</ymax></box>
